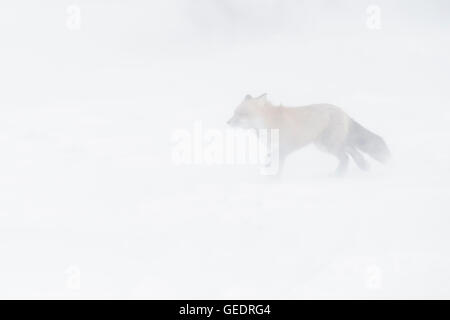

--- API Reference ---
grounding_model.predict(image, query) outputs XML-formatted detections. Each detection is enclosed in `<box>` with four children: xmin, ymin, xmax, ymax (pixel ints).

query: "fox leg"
<box><xmin>347</xmin><ymin>146</ymin><xmax>370</xmax><ymax>171</ymax></box>
<box><xmin>316</xmin><ymin>141</ymin><xmax>349</xmax><ymax>176</ymax></box>
<box><xmin>334</xmin><ymin>150</ymin><xmax>349</xmax><ymax>176</ymax></box>
<box><xmin>270</xmin><ymin>152</ymin><xmax>285</xmax><ymax>179</ymax></box>
<box><xmin>276</xmin><ymin>154</ymin><xmax>286</xmax><ymax>178</ymax></box>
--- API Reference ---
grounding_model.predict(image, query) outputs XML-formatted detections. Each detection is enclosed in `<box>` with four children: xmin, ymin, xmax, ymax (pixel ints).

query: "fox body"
<box><xmin>227</xmin><ymin>94</ymin><xmax>390</xmax><ymax>175</ymax></box>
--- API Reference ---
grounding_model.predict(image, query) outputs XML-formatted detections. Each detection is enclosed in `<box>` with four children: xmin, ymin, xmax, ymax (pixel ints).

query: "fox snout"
<box><xmin>227</xmin><ymin>114</ymin><xmax>252</xmax><ymax>129</ymax></box>
<box><xmin>227</xmin><ymin>116</ymin><xmax>236</xmax><ymax>127</ymax></box>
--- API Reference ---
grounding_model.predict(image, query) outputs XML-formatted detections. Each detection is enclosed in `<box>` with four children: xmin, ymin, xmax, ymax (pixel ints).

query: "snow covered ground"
<box><xmin>0</xmin><ymin>0</ymin><xmax>449</xmax><ymax>299</ymax></box>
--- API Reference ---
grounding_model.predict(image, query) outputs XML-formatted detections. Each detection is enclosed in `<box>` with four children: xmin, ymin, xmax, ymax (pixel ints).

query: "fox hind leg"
<box><xmin>347</xmin><ymin>146</ymin><xmax>370</xmax><ymax>171</ymax></box>
<box><xmin>315</xmin><ymin>141</ymin><xmax>349</xmax><ymax>176</ymax></box>
<box><xmin>333</xmin><ymin>150</ymin><xmax>349</xmax><ymax>176</ymax></box>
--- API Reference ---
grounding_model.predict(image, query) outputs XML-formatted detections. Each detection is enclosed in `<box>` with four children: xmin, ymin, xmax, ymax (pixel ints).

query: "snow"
<box><xmin>0</xmin><ymin>0</ymin><xmax>449</xmax><ymax>299</ymax></box>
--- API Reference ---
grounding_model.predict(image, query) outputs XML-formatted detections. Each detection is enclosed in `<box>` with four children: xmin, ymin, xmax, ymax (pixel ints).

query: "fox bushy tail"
<box><xmin>347</xmin><ymin>119</ymin><xmax>391</xmax><ymax>163</ymax></box>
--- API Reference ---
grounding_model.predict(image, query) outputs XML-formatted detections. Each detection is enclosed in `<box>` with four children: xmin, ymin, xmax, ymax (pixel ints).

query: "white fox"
<box><xmin>227</xmin><ymin>94</ymin><xmax>390</xmax><ymax>176</ymax></box>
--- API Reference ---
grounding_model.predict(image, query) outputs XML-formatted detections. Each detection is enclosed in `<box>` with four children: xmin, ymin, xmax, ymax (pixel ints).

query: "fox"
<box><xmin>227</xmin><ymin>94</ymin><xmax>390</xmax><ymax>176</ymax></box>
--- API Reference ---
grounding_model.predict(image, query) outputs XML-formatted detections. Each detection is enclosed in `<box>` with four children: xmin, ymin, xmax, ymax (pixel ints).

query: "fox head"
<box><xmin>227</xmin><ymin>94</ymin><xmax>269</xmax><ymax>129</ymax></box>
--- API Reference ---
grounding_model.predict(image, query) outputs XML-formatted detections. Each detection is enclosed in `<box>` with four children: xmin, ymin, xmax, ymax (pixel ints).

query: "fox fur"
<box><xmin>227</xmin><ymin>94</ymin><xmax>390</xmax><ymax>175</ymax></box>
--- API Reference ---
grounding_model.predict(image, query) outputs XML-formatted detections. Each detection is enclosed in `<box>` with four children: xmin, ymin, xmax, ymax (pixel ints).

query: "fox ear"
<box><xmin>255</xmin><ymin>93</ymin><xmax>268</xmax><ymax>106</ymax></box>
<box><xmin>256</xmin><ymin>93</ymin><xmax>267</xmax><ymax>100</ymax></box>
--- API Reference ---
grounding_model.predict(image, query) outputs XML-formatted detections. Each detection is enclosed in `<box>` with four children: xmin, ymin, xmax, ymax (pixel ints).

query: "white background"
<box><xmin>0</xmin><ymin>0</ymin><xmax>449</xmax><ymax>298</ymax></box>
